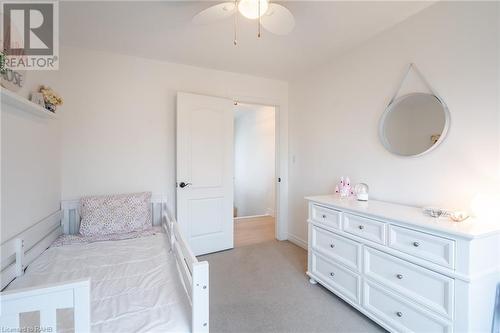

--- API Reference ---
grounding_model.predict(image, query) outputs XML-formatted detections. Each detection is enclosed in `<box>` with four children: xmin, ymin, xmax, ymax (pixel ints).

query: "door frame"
<box><xmin>233</xmin><ymin>101</ymin><xmax>284</xmax><ymax>241</ymax></box>
<box><xmin>177</xmin><ymin>92</ymin><xmax>288</xmax><ymax>242</ymax></box>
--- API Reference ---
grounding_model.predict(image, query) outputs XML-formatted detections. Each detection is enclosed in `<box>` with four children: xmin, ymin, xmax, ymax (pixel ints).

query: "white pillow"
<box><xmin>79</xmin><ymin>192</ymin><xmax>152</xmax><ymax>236</ymax></box>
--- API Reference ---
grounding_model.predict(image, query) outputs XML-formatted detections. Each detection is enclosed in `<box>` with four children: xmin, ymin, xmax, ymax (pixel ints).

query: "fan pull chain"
<box><xmin>233</xmin><ymin>0</ymin><xmax>238</xmax><ymax>46</ymax></box>
<box><xmin>258</xmin><ymin>0</ymin><xmax>261</xmax><ymax>38</ymax></box>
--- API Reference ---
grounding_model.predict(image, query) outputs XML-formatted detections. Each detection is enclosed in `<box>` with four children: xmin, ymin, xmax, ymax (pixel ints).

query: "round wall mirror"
<box><xmin>379</xmin><ymin>92</ymin><xmax>450</xmax><ymax>157</ymax></box>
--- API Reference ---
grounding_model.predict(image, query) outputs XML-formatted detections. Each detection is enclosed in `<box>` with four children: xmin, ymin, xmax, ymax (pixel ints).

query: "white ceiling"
<box><xmin>60</xmin><ymin>1</ymin><xmax>435</xmax><ymax>80</ymax></box>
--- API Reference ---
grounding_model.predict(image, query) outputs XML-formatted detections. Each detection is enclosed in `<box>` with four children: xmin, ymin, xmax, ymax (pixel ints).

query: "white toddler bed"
<box><xmin>0</xmin><ymin>195</ymin><xmax>209</xmax><ymax>332</ymax></box>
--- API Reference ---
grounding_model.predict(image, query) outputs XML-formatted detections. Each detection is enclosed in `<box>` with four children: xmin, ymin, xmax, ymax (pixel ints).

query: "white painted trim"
<box><xmin>238</xmin><ymin>102</ymin><xmax>285</xmax><ymax>241</ymax></box>
<box><xmin>273</xmin><ymin>104</ymin><xmax>287</xmax><ymax>241</ymax></box>
<box><xmin>266</xmin><ymin>208</ymin><xmax>276</xmax><ymax>217</ymax></box>
<box><xmin>287</xmin><ymin>233</ymin><xmax>308</xmax><ymax>250</ymax></box>
<box><xmin>234</xmin><ymin>214</ymin><xmax>271</xmax><ymax>221</ymax></box>
<box><xmin>213</xmin><ymin>92</ymin><xmax>288</xmax><ymax>242</ymax></box>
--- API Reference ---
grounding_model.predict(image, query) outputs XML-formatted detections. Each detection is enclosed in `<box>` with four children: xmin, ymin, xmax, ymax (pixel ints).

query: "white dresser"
<box><xmin>305</xmin><ymin>195</ymin><xmax>500</xmax><ymax>333</ymax></box>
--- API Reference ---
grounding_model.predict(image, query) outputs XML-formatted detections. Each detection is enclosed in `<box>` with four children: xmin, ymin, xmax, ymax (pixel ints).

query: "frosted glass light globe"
<box><xmin>238</xmin><ymin>0</ymin><xmax>269</xmax><ymax>19</ymax></box>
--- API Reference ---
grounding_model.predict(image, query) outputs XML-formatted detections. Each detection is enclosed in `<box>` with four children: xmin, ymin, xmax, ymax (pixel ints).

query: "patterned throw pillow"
<box><xmin>79</xmin><ymin>192</ymin><xmax>152</xmax><ymax>236</ymax></box>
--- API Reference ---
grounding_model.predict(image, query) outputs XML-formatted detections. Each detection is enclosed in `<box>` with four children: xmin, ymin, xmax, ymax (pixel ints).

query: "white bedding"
<box><xmin>7</xmin><ymin>233</ymin><xmax>191</xmax><ymax>333</ymax></box>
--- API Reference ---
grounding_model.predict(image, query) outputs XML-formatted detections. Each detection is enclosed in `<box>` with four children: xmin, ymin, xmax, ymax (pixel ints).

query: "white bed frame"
<box><xmin>0</xmin><ymin>195</ymin><xmax>209</xmax><ymax>332</ymax></box>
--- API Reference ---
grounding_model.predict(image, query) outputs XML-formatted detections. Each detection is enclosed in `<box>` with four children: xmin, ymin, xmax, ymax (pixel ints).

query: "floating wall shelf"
<box><xmin>1</xmin><ymin>88</ymin><xmax>57</xmax><ymax>119</ymax></box>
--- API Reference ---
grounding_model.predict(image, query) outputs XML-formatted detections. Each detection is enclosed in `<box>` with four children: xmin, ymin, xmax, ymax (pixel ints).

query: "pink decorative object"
<box><xmin>336</xmin><ymin>176</ymin><xmax>353</xmax><ymax>198</ymax></box>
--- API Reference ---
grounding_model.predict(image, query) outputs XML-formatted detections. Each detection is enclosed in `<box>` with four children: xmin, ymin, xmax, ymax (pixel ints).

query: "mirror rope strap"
<box><xmin>388</xmin><ymin>63</ymin><xmax>444</xmax><ymax>107</ymax></box>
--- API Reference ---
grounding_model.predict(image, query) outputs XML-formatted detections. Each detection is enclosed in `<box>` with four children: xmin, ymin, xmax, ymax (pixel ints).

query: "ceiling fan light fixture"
<box><xmin>238</xmin><ymin>0</ymin><xmax>269</xmax><ymax>19</ymax></box>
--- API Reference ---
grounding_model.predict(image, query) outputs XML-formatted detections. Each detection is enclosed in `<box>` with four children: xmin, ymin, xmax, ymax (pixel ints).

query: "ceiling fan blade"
<box><xmin>192</xmin><ymin>2</ymin><xmax>236</xmax><ymax>25</ymax></box>
<box><xmin>260</xmin><ymin>3</ymin><xmax>295</xmax><ymax>35</ymax></box>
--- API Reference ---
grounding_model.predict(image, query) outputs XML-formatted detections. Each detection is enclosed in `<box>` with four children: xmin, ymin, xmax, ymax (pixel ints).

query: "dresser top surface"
<box><xmin>305</xmin><ymin>195</ymin><xmax>500</xmax><ymax>239</ymax></box>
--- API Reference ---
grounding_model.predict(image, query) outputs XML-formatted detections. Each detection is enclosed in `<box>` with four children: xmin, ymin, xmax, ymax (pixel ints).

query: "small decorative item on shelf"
<box><xmin>1</xmin><ymin>54</ymin><xmax>25</xmax><ymax>92</ymax></box>
<box><xmin>423</xmin><ymin>207</ymin><xmax>469</xmax><ymax>222</ymax></box>
<box><xmin>335</xmin><ymin>176</ymin><xmax>353</xmax><ymax>198</ymax></box>
<box><xmin>30</xmin><ymin>92</ymin><xmax>45</xmax><ymax>107</ymax></box>
<box><xmin>39</xmin><ymin>85</ymin><xmax>63</xmax><ymax>113</ymax></box>
<box><xmin>354</xmin><ymin>183</ymin><xmax>369</xmax><ymax>201</ymax></box>
<box><xmin>423</xmin><ymin>207</ymin><xmax>449</xmax><ymax>218</ymax></box>
<box><xmin>450</xmin><ymin>211</ymin><xmax>469</xmax><ymax>222</ymax></box>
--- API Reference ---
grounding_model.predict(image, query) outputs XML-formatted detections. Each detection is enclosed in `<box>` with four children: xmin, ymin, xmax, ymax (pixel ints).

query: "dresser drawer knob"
<box><xmin>358</xmin><ymin>225</ymin><xmax>364</xmax><ymax>230</ymax></box>
<box><xmin>329</xmin><ymin>272</ymin><xmax>335</xmax><ymax>277</ymax></box>
<box><xmin>330</xmin><ymin>244</ymin><xmax>335</xmax><ymax>248</ymax></box>
<box><xmin>396</xmin><ymin>312</ymin><xmax>403</xmax><ymax>317</ymax></box>
<box><xmin>396</xmin><ymin>274</ymin><xmax>403</xmax><ymax>280</ymax></box>
<box><xmin>413</xmin><ymin>241</ymin><xmax>420</xmax><ymax>247</ymax></box>
<box><xmin>322</xmin><ymin>214</ymin><xmax>327</xmax><ymax>219</ymax></box>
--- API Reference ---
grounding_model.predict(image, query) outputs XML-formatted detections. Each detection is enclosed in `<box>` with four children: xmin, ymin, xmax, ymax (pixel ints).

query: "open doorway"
<box><xmin>233</xmin><ymin>103</ymin><xmax>276</xmax><ymax>248</ymax></box>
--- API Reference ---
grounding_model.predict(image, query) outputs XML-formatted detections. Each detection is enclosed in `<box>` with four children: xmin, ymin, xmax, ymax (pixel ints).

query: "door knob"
<box><xmin>179</xmin><ymin>182</ymin><xmax>192</xmax><ymax>188</ymax></box>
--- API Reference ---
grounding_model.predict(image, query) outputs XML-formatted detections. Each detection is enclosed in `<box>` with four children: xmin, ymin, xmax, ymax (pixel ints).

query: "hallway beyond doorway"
<box><xmin>234</xmin><ymin>216</ymin><xmax>275</xmax><ymax>248</ymax></box>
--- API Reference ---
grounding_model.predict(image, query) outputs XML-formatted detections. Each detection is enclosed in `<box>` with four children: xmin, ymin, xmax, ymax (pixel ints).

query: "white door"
<box><xmin>176</xmin><ymin>92</ymin><xmax>234</xmax><ymax>255</ymax></box>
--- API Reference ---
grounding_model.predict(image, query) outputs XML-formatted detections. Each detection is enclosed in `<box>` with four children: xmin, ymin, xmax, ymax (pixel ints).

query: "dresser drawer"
<box><xmin>364</xmin><ymin>247</ymin><xmax>454</xmax><ymax>318</ymax></box>
<box><xmin>343</xmin><ymin>213</ymin><xmax>386</xmax><ymax>245</ymax></box>
<box><xmin>388</xmin><ymin>225</ymin><xmax>455</xmax><ymax>269</ymax></box>
<box><xmin>363</xmin><ymin>281</ymin><xmax>452</xmax><ymax>333</ymax></box>
<box><xmin>311</xmin><ymin>226</ymin><xmax>361</xmax><ymax>271</ymax></box>
<box><xmin>311</xmin><ymin>204</ymin><xmax>341</xmax><ymax>229</ymax></box>
<box><xmin>311</xmin><ymin>252</ymin><xmax>360</xmax><ymax>304</ymax></box>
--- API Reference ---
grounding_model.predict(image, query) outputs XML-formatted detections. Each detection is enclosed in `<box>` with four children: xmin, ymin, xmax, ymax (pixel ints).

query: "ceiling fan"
<box><xmin>192</xmin><ymin>0</ymin><xmax>295</xmax><ymax>45</ymax></box>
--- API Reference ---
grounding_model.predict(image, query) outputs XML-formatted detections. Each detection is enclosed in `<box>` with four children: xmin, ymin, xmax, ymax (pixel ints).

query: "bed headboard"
<box><xmin>61</xmin><ymin>193</ymin><xmax>167</xmax><ymax>235</ymax></box>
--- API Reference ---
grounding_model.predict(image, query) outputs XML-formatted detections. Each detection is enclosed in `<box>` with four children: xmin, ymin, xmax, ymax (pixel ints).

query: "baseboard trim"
<box><xmin>287</xmin><ymin>233</ymin><xmax>308</xmax><ymax>250</ymax></box>
<box><xmin>234</xmin><ymin>214</ymin><xmax>270</xmax><ymax>221</ymax></box>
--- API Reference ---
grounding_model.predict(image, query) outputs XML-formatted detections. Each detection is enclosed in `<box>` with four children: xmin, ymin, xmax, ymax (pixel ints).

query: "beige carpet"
<box><xmin>199</xmin><ymin>240</ymin><xmax>386</xmax><ymax>333</ymax></box>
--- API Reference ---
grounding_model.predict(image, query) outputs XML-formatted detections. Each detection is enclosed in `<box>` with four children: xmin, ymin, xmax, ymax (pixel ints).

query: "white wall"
<box><xmin>1</xmin><ymin>104</ymin><xmax>61</xmax><ymax>242</ymax></box>
<box><xmin>17</xmin><ymin>47</ymin><xmax>289</xmax><ymax>237</ymax></box>
<box><xmin>288</xmin><ymin>1</ymin><xmax>500</xmax><ymax>243</ymax></box>
<box><xmin>234</xmin><ymin>105</ymin><xmax>275</xmax><ymax>217</ymax></box>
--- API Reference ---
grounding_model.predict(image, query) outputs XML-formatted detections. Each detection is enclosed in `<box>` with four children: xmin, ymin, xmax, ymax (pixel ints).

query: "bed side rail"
<box><xmin>162</xmin><ymin>204</ymin><xmax>209</xmax><ymax>333</ymax></box>
<box><xmin>0</xmin><ymin>279</ymin><xmax>90</xmax><ymax>332</ymax></box>
<box><xmin>1</xmin><ymin>211</ymin><xmax>63</xmax><ymax>290</ymax></box>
